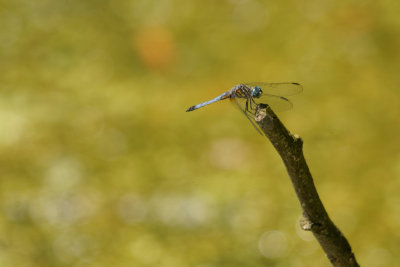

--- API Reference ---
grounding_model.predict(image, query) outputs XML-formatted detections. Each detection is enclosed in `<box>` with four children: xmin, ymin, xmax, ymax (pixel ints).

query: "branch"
<box><xmin>255</xmin><ymin>104</ymin><xmax>359</xmax><ymax>267</ymax></box>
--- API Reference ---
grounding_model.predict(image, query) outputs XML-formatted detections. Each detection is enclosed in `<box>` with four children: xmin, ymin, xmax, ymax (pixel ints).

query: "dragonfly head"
<box><xmin>251</xmin><ymin>86</ymin><xmax>263</xmax><ymax>98</ymax></box>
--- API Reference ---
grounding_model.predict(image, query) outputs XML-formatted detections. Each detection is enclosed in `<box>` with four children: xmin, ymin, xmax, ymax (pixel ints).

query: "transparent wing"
<box><xmin>255</xmin><ymin>94</ymin><xmax>293</xmax><ymax>111</ymax></box>
<box><xmin>230</xmin><ymin>96</ymin><xmax>265</xmax><ymax>135</ymax></box>
<box><xmin>232</xmin><ymin>93</ymin><xmax>255</xmax><ymax>115</ymax></box>
<box><xmin>244</xmin><ymin>82</ymin><xmax>303</xmax><ymax>96</ymax></box>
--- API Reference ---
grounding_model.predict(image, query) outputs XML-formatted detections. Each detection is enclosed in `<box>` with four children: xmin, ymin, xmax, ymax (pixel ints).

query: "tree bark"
<box><xmin>255</xmin><ymin>104</ymin><xmax>359</xmax><ymax>267</ymax></box>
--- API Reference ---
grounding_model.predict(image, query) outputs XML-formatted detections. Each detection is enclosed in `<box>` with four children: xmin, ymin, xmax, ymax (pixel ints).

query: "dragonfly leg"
<box><xmin>244</xmin><ymin>99</ymin><xmax>253</xmax><ymax>116</ymax></box>
<box><xmin>246</xmin><ymin>98</ymin><xmax>257</xmax><ymax>116</ymax></box>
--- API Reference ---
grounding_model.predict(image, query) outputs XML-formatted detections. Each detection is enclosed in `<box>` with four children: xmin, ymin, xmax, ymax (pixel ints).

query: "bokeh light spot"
<box><xmin>0</xmin><ymin>110</ymin><xmax>25</xmax><ymax>146</ymax></box>
<box><xmin>134</xmin><ymin>26</ymin><xmax>176</xmax><ymax>70</ymax></box>
<box><xmin>117</xmin><ymin>194</ymin><xmax>147</xmax><ymax>224</ymax></box>
<box><xmin>209</xmin><ymin>138</ymin><xmax>250</xmax><ymax>170</ymax></box>
<box><xmin>258</xmin><ymin>230</ymin><xmax>288</xmax><ymax>258</ymax></box>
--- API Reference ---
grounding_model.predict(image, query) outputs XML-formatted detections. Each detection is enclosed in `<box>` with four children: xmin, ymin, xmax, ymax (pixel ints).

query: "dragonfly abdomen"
<box><xmin>186</xmin><ymin>91</ymin><xmax>231</xmax><ymax>112</ymax></box>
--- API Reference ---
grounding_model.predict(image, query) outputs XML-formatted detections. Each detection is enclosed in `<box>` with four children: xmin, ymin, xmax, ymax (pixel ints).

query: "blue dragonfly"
<box><xmin>186</xmin><ymin>82</ymin><xmax>303</xmax><ymax>135</ymax></box>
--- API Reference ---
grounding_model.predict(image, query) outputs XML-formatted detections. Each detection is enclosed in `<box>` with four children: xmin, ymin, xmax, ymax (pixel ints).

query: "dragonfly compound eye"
<box><xmin>252</xmin><ymin>86</ymin><xmax>263</xmax><ymax>98</ymax></box>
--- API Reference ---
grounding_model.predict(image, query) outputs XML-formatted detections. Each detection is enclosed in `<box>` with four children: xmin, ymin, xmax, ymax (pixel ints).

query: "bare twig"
<box><xmin>255</xmin><ymin>104</ymin><xmax>359</xmax><ymax>267</ymax></box>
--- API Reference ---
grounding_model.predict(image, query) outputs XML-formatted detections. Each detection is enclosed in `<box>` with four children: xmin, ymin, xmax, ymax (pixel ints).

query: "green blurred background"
<box><xmin>1</xmin><ymin>0</ymin><xmax>399</xmax><ymax>266</ymax></box>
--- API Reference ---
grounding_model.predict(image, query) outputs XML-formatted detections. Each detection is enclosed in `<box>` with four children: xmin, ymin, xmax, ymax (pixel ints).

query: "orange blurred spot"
<box><xmin>134</xmin><ymin>27</ymin><xmax>176</xmax><ymax>70</ymax></box>
<box><xmin>336</xmin><ymin>6</ymin><xmax>374</xmax><ymax>36</ymax></box>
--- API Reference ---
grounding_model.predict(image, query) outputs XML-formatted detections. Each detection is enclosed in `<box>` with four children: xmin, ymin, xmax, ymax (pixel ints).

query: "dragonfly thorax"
<box><xmin>251</xmin><ymin>86</ymin><xmax>263</xmax><ymax>98</ymax></box>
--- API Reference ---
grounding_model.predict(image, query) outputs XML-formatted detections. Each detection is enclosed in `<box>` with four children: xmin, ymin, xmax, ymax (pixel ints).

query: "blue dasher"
<box><xmin>186</xmin><ymin>82</ymin><xmax>303</xmax><ymax>135</ymax></box>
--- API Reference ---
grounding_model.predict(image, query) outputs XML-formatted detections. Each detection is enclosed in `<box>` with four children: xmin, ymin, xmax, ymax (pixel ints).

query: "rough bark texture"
<box><xmin>255</xmin><ymin>104</ymin><xmax>359</xmax><ymax>267</ymax></box>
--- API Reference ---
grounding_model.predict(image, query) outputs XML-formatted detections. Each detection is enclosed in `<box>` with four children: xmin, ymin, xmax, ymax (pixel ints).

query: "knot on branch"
<box><xmin>299</xmin><ymin>216</ymin><xmax>313</xmax><ymax>231</ymax></box>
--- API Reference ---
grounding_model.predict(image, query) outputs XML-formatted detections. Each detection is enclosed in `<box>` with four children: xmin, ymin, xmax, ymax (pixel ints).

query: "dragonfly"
<box><xmin>186</xmin><ymin>82</ymin><xmax>303</xmax><ymax>135</ymax></box>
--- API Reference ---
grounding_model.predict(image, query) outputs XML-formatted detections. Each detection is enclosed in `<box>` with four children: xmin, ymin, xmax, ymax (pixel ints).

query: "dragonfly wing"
<box><xmin>244</xmin><ymin>82</ymin><xmax>303</xmax><ymax>96</ymax></box>
<box><xmin>255</xmin><ymin>93</ymin><xmax>293</xmax><ymax>111</ymax></box>
<box><xmin>230</xmin><ymin>96</ymin><xmax>265</xmax><ymax>135</ymax></box>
